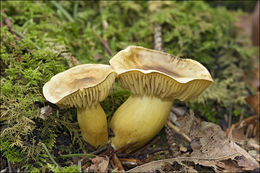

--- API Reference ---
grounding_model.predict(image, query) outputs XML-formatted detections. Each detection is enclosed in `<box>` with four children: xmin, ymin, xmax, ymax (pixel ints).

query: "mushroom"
<box><xmin>109</xmin><ymin>46</ymin><xmax>213</xmax><ymax>152</ymax></box>
<box><xmin>43</xmin><ymin>64</ymin><xmax>116</xmax><ymax>148</ymax></box>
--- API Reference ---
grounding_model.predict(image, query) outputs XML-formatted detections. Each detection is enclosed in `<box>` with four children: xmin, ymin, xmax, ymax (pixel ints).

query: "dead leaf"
<box><xmin>127</xmin><ymin>157</ymin><xmax>227</xmax><ymax>173</ymax></box>
<box><xmin>230</xmin><ymin>115</ymin><xmax>259</xmax><ymax>142</ymax></box>
<box><xmin>86</xmin><ymin>156</ymin><xmax>109</xmax><ymax>173</ymax></box>
<box><xmin>230</xmin><ymin>141</ymin><xmax>259</xmax><ymax>168</ymax></box>
<box><xmin>39</xmin><ymin>105</ymin><xmax>52</xmax><ymax>120</ymax></box>
<box><xmin>217</xmin><ymin>158</ymin><xmax>243</xmax><ymax>172</ymax></box>
<box><xmin>164</xmin><ymin>111</ymin><xmax>259</xmax><ymax>172</ymax></box>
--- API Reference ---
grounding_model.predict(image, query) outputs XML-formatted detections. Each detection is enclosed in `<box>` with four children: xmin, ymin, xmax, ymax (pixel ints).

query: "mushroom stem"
<box><xmin>77</xmin><ymin>103</ymin><xmax>108</xmax><ymax>148</ymax></box>
<box><xmin>110</xmin><ymin>95</ymin><xmax>173</xmax><ymax>153</ymax></box>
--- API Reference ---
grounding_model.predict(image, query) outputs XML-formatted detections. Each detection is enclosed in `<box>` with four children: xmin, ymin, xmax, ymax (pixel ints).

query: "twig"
<box><xmin>133</xmin><ymin>136</ymin><xmax>160</xmax><ymax>156</ymax></box>
<box><xmin>112</xmin><ymin>154</ymin><xmax>125</xmax><ymax>172</ymax></box>
<box><xmin>228</xmin><ymin>106</ymin><xmax>233</xmax><ymax>128</ymax></box>
<box><xmin>92</xmin><ymin>29</ymin><xmax>113</xmax><ymax>56</ymax></box>
<box><xmin>4</xmin><ymin>18</ymin><xmax>40</xmax><ymax>49</ymax></box>
<box><xmin>119</xmin><ymin>158</ymin><xmax>143</xmax><ymax>166</ymax></box>
<box><xmin>90</xmin><ymin>144</ymin><xmax>109</xmax><ymax>155</ymax></box>
<box><xmin>62</xmin><ymin>53</ymin><xmax>80</xmax><ymax>67</ymax></box>
<box><xmin>139</xmin><ymin>147</ymin><xmax>169</xmax><ymax>157</ymax></box>
<box><xmin>42</xmin><ymin>143</ymin><xmax>61</xmax><ymax>169</ymax></box>
<box><xmin>149</xmin><ymin>1</ymin><xmax>162</xmax><ymax>51</ymax></box>
<box><xmin>8</xmin><ymin>161</ymin><xmax>12</xmax><ymax>173</ymax></box>
<box><xmin>153</xmin><ymin>23</ymin><xmax>162</xmax><ymax>51</ymax></box>
<box><xmin>60</xmin><ymin>153</ymin><xmax>96</xmax><ymax>158</ymax></box>
<box><xmin>167</xmin><ymin>121</ymin><xmax>191</xmax><ymax>143</ymax></box>
<box><xmin>115</xmin><ymin>142</ymin><xmax>137</xmax><ymax>154</ymax></box>
<box><xmin>51</xmin><ymin>1</ymin><xmax>74</xmax><ymax>22</ymax></box>
<box><xmin>0</xmin><ymin>168</ymin><xmax>7</xmax><ymax>173</ymax></box>
<box><xmin>4</xmin><ymin>18</ymin><xmax>20</xmax><ymax>40</ymax></box>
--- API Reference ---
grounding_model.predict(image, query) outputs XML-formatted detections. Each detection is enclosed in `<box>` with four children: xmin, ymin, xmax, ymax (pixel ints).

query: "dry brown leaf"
<box><xmin>230</xmin><ymin>115</ymin><xmax>259</xmax><ymax>143</ymax></box>
<box><xmin>166</xmin><ymin>112</ymin><xmax>259</xmax><ymax>172</ymax></box>
<box><xmin>86</xmin><ymin>156</ymin><xmax>109</xmax><ymax>173</ymax></box>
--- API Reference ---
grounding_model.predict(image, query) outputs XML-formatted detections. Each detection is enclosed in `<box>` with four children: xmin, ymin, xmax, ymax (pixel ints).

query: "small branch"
<box><xmin>140</xmin><ymin>147</ymin><xmax>169</xmax><ymax>157</ymax></box>
<box><xmin>228</xmin><ymin>106</ymin><xmax>233</xmax><ymax>128</ymax></box>
<box><xmin>3</xmin><ymin>18</ymin><xmax>40</xmax><ymax>49</ymax></box>
<box><xmin>153</xmin><ymin>23</ymin><xmax>162</xmax><ymax>51</ymax></box>
<box><xmin>119</xmin><ymin>158</ymin><xmax>143</xmax><ymax>166</ymax></box>
<box><xmin>8</xmin><ymin>161</ymin><xmax>12</xmax><ymax>173</ymax></box>
<box><xmin>61</xmin><ymin>52</ymin><xmax>80</xmax><ymax>67</ymax></box>
<box><xmin>167</xmin><ymin>121</ymin><xmax>191</xmax><ymax>143</ymax></box>
<box><xmin>92</xmin><ymin>29</ymin><xmax>113</xmax><ymax>56</ymax></box>
<box><xmin>90</xmin><ymin>144</ymin><xmax>109</xmax><ymax>155</ymax></box>
<box><xmin>51</xmin><ymin>1</ymin><xmax>74</xmax><ymax>22</ymax></box>
<box><xmin>133</xmin><ymin>136</ymin><xmax>160</xmax><ymax>156</ymax></box>
<box><xmin>149</xmin><ymin>1</ymin><xmax>163</xmax><ymax>51</ymax></box>
<box><xmin>112</xmin><ymin>154</ymin><xmax>125</xmax><ymax>172</ymax></box>
<box><xmin>42</xmin><ymin>143</ymin><xmax>61</xmax><ymax>170</ymax></box>
<box><xmin>115</xmin><ymin>142</ymin><xmax>137</xmax><ymax>154</ymax></box>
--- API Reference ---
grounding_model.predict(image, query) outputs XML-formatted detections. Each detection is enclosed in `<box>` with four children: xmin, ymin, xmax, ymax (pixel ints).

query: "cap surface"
<box><xmin>109</xmin><ymin>46</ymin><xmax>213</xmax><ymax>100</ymax></box>
<box><xmin>43</xmin><ymin>64</ymin><xmax>116</xmax><ymax>108</ymax></box>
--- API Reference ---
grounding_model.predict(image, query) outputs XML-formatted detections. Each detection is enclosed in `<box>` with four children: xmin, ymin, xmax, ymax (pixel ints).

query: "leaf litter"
<box><xmin>126</xmin><ymin>110</ymin><xmax>259</xmax><ymax>172</ymax></box>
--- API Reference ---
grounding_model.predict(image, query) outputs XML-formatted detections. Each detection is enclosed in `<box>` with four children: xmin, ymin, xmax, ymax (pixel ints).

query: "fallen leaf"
<box><xmin>86</xmin><ymin>156</ymin><xmax>109</xmax><ymax>173</ymax></box>
<box><xmin>39</xmin><ymin>105</ymin><xmax>52</xmax><ymax>120</ymax></box>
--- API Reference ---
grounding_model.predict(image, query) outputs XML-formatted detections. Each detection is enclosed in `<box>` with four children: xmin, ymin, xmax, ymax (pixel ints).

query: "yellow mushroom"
<box><xmin>43</xmin><ymin>64</ymin><xmax>116</xmax><ymax>148</ymax></box>
<box><xmin>109</xmin><ymin>46</ymin><xmax>213</xmax><ymax>152</ymax></box>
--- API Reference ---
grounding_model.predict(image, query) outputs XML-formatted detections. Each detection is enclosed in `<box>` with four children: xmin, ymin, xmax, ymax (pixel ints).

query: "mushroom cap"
<box><xmin>43</xmin><ymin>64</ymin><xmax>116</xmax><ymax>108</ymax></box>
<box><xmin>109</xmin><ymin>46</ymin><xmax>213</xmax><ymax>101</ymax></box>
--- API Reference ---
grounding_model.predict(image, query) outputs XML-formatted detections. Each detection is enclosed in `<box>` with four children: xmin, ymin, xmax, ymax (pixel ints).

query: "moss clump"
<box><xmin>0</xmin><ymin>24</ymin><xmax>84</xmax><ymax>171</ymax></box>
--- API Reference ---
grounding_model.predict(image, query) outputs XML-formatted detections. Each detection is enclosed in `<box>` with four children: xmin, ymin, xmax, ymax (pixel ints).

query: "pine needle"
<box><xmin>51</xmin><ymin>1</ymin><xmax>74</xmax><ymax>22</ymax></box>
<box><xmin>42</xmin><ymin>143</ymin><xmax>61</xmax><ymax>170</ymax></box>
<box><xmin>60</xmin><ymin>153</ymin><xmax>96</xmax><ymax>158</ymax></box>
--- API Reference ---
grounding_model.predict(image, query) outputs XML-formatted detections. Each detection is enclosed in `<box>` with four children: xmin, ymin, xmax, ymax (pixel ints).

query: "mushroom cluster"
<box><xmin>109</xmin><ymin>46</ymin><xmax>213</xmax><ymax>152</ymax></box>
<box><xmin>43</xmin><ymin>46</ymin><xmax>213</xmax><ymax>152</ymax></box>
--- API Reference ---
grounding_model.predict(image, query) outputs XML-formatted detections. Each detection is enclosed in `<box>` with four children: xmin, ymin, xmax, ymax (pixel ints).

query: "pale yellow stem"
<box><xmin>77</xmin><ymin>103</ymin><xmax>108</xmax><ymax>148</ymax></box>
<box><xmin>110</xmin><ymin>95</ymin><xmax>173</xmax><ymax>152</ymax></box>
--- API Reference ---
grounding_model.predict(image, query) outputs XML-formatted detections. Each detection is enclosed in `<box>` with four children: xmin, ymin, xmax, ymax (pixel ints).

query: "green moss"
<box><xmin>47</xmin><ymin>164</ymin><xmax>79</xmax><ymax>173</ymax></box>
